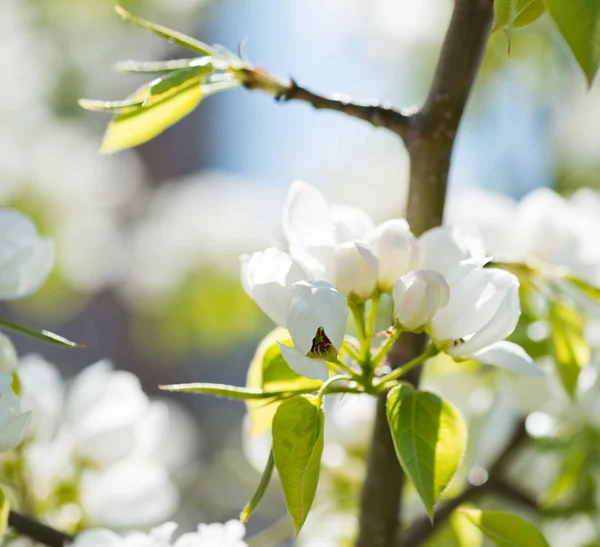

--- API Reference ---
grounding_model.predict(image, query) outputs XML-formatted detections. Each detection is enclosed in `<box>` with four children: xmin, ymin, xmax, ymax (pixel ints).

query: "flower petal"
<box><xmin>278</xmin><ymin>343</ymin><xmax>329</xmax><ymax>381</ymax></box>
<box><xmin>0</xmin><ymin>411</ymin><xmax>31</xmax><ymax>452</ymax></box>
<box><xmin>470</xmin><ymin>341</ymin><xmax>543</xmax><ymax>376</ymax></box>
<box><xmin>419</xmin><ymin>226</ymin><xmax>485</xmax><ymax>277</ymax></box>
<box><xmin>329</xmin><ymin>204</ymin><xmax>375</xmax><ymax>245</ymax></box>
<box><xmin>241</xmin><ymin>248</ymin><xmax>307</xmax><ymax>326</ymax></box>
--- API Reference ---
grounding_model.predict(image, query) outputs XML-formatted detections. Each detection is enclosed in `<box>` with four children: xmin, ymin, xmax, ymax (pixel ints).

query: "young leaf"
<box><xmin>159</xmin><ymin>382</ymin><xmax>311</xmax><ymax>400</ymax></box>
<box><xmin>0</xmin><ymin>487</ymin><xmax>8</xmax><ymax>537</ymax></box>
<box><xmin>0</xmin><ymin>318</ymin><xmax>82</xmax><ymax>348</ymax></box>
<box><xmin>78</xmin><ymin>97</ymin><xmax>145</xmax><ymax>113</ymax></box>
<box><xmin>144</xmin><ymin>66</ymin><xmax>213</xmax><ymax>107</ymax></box>
<box><xmin>272</xmin><ymin>396</ymin><xmax>324</xmax><ymax>535</ymax></box>
<box><xmin>493</xmin><ymin>0</ymin><xmax>546</xmax><ymax>32</ymax></box>
<box><xmin>100</xmin><ymin>81</ymin><xmax>202</xmax><ymax>153</ymax></box>
<box><xmin>564</xmin><ymin>274</ymin><xmax>600</xmax><ymax>304</ymax></box>
<box><xmin>240</xmin><ymin>450</ymin><xmax>275</xmax><ymax>523</ymax></box>
<box><xmin>549</xmin><ymin>301</ymin><xmax>590</xmax><ymax>398</ymax></box>
<box><xmin>246</xmin><ymin>328</ymin><xmax>322</xmax><ymax>435</ymax></box>
<box><xmin>458</xmin><ymin>509</ymin><xmax>550</xmax><ymax>547</ymax></box>
<box><xmin>424</xmin><ymin>509</ymin><xmax>483</xmax><ymax>547</ymax></box>
<box><xmin>386</xmin><ymin>384</ymin><xmax>467</xmax><ymax>520</ymax></box>
<box><xmin>115</xmin><ymin>58</ymin><xmax>200</xmax><ymax>74</ymax></box>
<box><xmin>115</xmin><ymin>6</ymin><xmax>217</xmax><ymax>57</ymax></box>
<box><xmin>544</xmin><ymin>0</ymin><xmax>600</xmax><ymax>86</ymax></box>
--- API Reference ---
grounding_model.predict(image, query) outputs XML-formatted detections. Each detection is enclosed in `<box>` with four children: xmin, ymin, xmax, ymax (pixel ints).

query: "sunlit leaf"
<box><xmin>115</xmin><ymin>6</ymin><xmax>217</xmax><ymax>56</ymax></box>
<box><xmin>0</xmin><ymin>317</ymin><xmax>82</xmax><ymax>348</ymax></box>
<box><xmin>246</xmin><ymin>328</ymin><xmax>321</xmax><ymax>435</ymax></box>
<box><xmin>543</xmin><ymin>0</ymin><xmax>600</xmax><ymax>85</ymax></box>
<box><xmin>144</xmin><ymin>66</ymin><xmax>213</xmax><ymax>107</ymax></box>
<box><xmin>549</xmin><ymin>301</ymin><xmax>590</xmax><ymax>398</ymax></box>
<box><xmin>240</xmin><ymin>450</ymin><xmax>274</xmax><ymax>523</ymax></box>
<box><xmin>458</xmin><ymin>509</ymin><xmax>550</xmax><ymax>547</ymax></box>
<box><xmin>272</xmin><ymin>396</ymin><xmax>324</xmax><ymax>535</ymax></box>
<box><xmin>493</xmin><ymin>0</ymin><xmax>546</xmax><ymax>32</ymax></box>
<box><xmin>424</xmin><ymin>508</ymin><xmax>483</xmax><ymax>547</ymax></box>
<box><xmin>78</xmin><ymin>97</ymin><xmax>145</xmax><ymax>113</ymax></box>
<box><xmin>386</xmin><ymin>384</ymin><xmax>467</xmax><ymax>520</ymax></box>
<box><xmin>115</xmin><ymin>58</ymin><xmax>201</xmax><ymax>74</ymax></box>
<box><xmin>0</xmin><ymin>488</ymin><xmax>8</xmax><ymax>537</ymax></box>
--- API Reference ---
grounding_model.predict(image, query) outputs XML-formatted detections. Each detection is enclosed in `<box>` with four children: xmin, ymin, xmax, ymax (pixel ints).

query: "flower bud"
<box><xmin>370</xmin><ymin>219</ymin><xmax>420</xmax><ymax>291</ymax></box>
<box><xmin>325</xmin><ymin>242</ymin><xmax>378</xmax><ymax>300</ymax></box>
<box><xmin>393</xmin><ymin>270</ymin><xmax>449</xmax><ymax>331</ymax></box>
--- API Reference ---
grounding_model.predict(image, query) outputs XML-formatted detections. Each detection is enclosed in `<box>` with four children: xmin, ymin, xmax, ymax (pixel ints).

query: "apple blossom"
<box><xmin>369</xmin><ymin>219</ymin><xmax>420</xmax><ymax>291</ymax></box>
<box><xmin>0</xmin><ymin>209</ymin><xmax>54</xmax><ymax>300</ymax></box>
<box><xmin>70</xmin><ymin>520</ymin><xmax>247</xmax><ymax>547</ymax></box>
<box><xmin>430</xmin><ymin>261</ymin><xmax>542</xmax><ymax>375</ymax></box>
<box><xmin>393</xmin><ymin>270</ymin><xmax>449</xmax><ymax>331</ymax></box>
<box><xmin>325</xmin><ymin>242</ymin><xmax>378</xmax><ymax>300</ymax></box>
<box><xmin>0</xmin><ymin>372</ymin><xmax>31</xmax><ymax>452</ymax></box>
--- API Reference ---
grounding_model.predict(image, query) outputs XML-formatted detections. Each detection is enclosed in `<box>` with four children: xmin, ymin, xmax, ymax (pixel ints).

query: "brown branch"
<box><xmin>8</xmin><ymin>510</ymin><xmax>73</xmax><ymax>547</ymax></box>
<box><xmin>281</xmin><ymin>81</ymin><xmax>413</xmax><ymax>139</ymax></box>
<box><xmin>401</xmin><ymin>420</ymin><xmax>530</xmax><ymax>546</ymax></box>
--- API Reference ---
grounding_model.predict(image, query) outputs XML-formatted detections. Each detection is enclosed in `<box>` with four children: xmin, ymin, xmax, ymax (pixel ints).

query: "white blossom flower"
<box><xmin>282</xmin><ymin>181</ymin><xmax>375</xmax><ymax>281</ymax></box>
<box><xmin>430</xmin><ymin>261</ymin><xmax>541</xmax><ymax>375</ymax></box>
<box><xmin>0</xmin><ymin>372</ymin><xmax>31</xmax><ymax>452</ymax></box>
<box><xmin>0</xmin><ymin>209</ymin><xmax>54</xmax><ymax>300</ymax></box>
<box><xmin>325</xmin><ymin>242</ymin><xmax>378</xmax><ymax>300</ymax></box>
<box><xmin>369</xmin><ymin>219</ymin><xmax>420</xmax><ymax>291</ymax></box>
<box><xmin>393</xmin><ymin>270</ymin><xmax>449</xmax><ymax>331</ymax></box>
<box><xmin>70</xmin><ymin>520</ymin><xmax>247</xmax><ymax>547</ymax></box>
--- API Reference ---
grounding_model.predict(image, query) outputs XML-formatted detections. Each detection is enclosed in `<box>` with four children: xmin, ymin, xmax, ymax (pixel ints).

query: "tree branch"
<box><xmin>401</xmin><ymin>420</ymin><xmax>530</xmax><ymax>546</ymax></box>
<box><xmin>8</xmin><ymin>510</ymin><xmax>73</xmax><ymax>547</ymax></box>
<box><xmin>281</xmin><ymin>81</ymin><xmax>413</xmax><ymax>138</ymax></box>
<box><xmin>356</xmin><ymin>1</ymin><xmax>494</xmax><ymax>545</ymax></box>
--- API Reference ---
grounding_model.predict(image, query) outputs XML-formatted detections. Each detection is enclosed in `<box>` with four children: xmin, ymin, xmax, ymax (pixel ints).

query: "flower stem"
<box><xmin>363</xmin><ymin>292</ymin><xmax>381</xmax><ymax>367</ymax></box>
<box><xmin>332</xmin><ymin>358</ymin><xmax>361</xmax><ymax>380</ymax></box>
<box><xmin>317</xmin><ymin>374</ymin><xmax>353</xmax><ymax>404</ymax></box>
<box><xmin>350</xmin><ymin>302</ymin><xmax>367</xmax><ymax>344</ymax></box>
<box><xmin>342</xmin><ymin>340</ymin><xmax>362</xmax><ymax>363</ymax></box>
<box><xmin>371</xmin><ymin>326</ymin><xmax>403</xmax><ymax>369</ymax></box>
<box><xmin>374</xmin><ymin>344</ymin><xmax>439</xmax><ymax>391</ymax></box>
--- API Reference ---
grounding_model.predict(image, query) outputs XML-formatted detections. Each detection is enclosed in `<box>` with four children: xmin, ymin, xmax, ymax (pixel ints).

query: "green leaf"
<box><xmin>144</xmin><ymin>66</ymin><xmax>213</xmax><ymax>107</ymax></box>
<box><xmin>272</xmin><ymin>396</ymin><xmax>324</xmax><ymax>535</ymax></box>
<box><xmin>386</xmin><ymin>384</ymin><xmax>467</xmax><ymax>520</ymax></box>
<box><xmin>544</xmin><ymin>0</ymin><xmax>600</xmax><ymax>85</ymax></box>
<box><xmin>78</xmin><ymin>97</ymin><xmax>145</xmax><ymax>113</ymax></box>
<box><xmin>0</xmin><ymin>317</ymin><xmax>82</xmax><ymax>348</ymax></box>
<box><xmin>549</xmin><ymin>301</ymin><xmax>590</xmax><ymax>398</ymax></box>
<box><xmin>240</xmin><ymin>450</ymin><xmax>275</xmax><ymax>523</ymax></box>
<box><xmin>458</xmin><ymin>509</ymin><xmax>550</xmax><ymax>547</ymax></box>
<box><xmin>564</xmin><ymin>274</ymin><xmax>600</xmax><ymax>304</ymax></box>
<box><xmin>0</xmin><ymin>488</ymin><xmax>8</xmax><ymax>537</ymax></box>
<box><xmin>246</xmin><ymin>328</ymin><xmax>322</xmax><ymax>436</ymax></box>
<box><xmin>159</xmin><ymin>382</ymin><xmax>311</xmax><ymax>400</ymax></box>
<box><xmin>424</xmin><ymin>509</ymin><xmax>483</xmax><ymax>547</ymax></box>
<box><xmin>115</xmin><ymin>6</ymin><xmax>217</xmax><ymax>56</ymax></box>
<box><xmin>115</xmin><ymin>58</ymin><xmax>201</xmax><ymax>74</ymax></box>
<box><xmin>493</xmin><ymin>0</ymin><xmax>546</xmax><ymax>32</ymax></box>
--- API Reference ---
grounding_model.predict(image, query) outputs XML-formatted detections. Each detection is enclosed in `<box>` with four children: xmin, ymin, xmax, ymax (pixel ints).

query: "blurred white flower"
<box><xmin>0</xmin><ymin>210</ymin><xmax>53</xmax><ymax>300</ymax></box>
<box><xmin>0</xmin><ymin>372</ymin><xmax>31</xmax><ymax>451</ymax></box>
<box><xmin>0</xmin><ymin>333</ymin><xmax>18</xmax><ymax>373</ymax></box>
<box><xmin>71</xmin><ymin>520</ymin><xmax>247</xmax><ymax>547</ymax></box>
<box><xmin>325</xmin><ymin>242</ymin><xmax>378</xmax><ymax>300</ymax></box>
<box><xmin>393</xmin><ymin>269</ymin><xmax>449</xmax><ymax>331</ymax></box>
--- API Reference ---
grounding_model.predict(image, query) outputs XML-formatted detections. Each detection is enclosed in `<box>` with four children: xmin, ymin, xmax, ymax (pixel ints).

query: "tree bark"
<box><xmin>356</xmin><ymin>1</ymin><xmax>494</xmax><ymax>546</ymax></box>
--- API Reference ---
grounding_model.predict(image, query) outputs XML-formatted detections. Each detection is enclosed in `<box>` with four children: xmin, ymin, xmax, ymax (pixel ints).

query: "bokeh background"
<box><xmin>1</xmin><ymin>0</ymin><xmax>599</xmax><ymax>539</ymax></box>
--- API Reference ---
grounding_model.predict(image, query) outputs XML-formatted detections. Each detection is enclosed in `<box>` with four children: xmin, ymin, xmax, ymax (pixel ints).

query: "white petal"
<box><xmin>0</xmin><ymin>334</ymin><xmax>17</xmax><ymax>374</ymax></box>
<box><xmin>282</xmin><ymin>181</ymin><xmax>334</xmax><ymax>252</ymax></box>
<box><xmin>325</xmin><ymin>242</ymin><xmax>378</xmax><ymax>299</ymax></box>
<box><xmin>419</xmin><ymin>226</ymin><xmax>485</xmax><ymax>277</ymax></box>
<box><xmin>0</xmin><ymin>411</ymin><xmax>31</xmax><ymax>452</ymax></box>
<box><xmin>431</xmin><ymin>265</ymin><xmax>518</xmax><ymax>341</ymax></box>
<box><xmin>329</xmin><ymin>204</ymin><xmax>375</xmax><ymax>245</ymax></box>
<box><xmin>278</xmin><ymin>343</ymin><xmax>329</xmax><ymax>381</ymax></box>
<box><xmin>241</xmin><ymin>248</ymin><xmax>307</xmax><ymax>326</ymax></box>
<box><xmin>286</xmin><ymin>280</ymin><xmax>348</xmax><ymax>353</ymax></box>
<box><xmin>470</xmin><ymin>341</ymin><xmax>543</xmax><ymax>376</ymax></box>
<box><xmin>452</xmin><ymin>284</ymin><xmax>521</xmax><ymax>356</ymax></box>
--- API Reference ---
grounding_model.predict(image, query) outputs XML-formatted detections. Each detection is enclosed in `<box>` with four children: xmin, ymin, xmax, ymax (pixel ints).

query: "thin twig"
<box><xmin>8</xmin><ymin>510</ymin><xmax>73</xmax><ymax>547</ymax></box>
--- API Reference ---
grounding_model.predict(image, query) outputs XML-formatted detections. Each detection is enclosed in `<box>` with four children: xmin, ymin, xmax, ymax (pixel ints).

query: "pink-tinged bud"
<box><xmin>325</xmin><ymin>242</ymin><xmax>378</xmax><ymax>300</ymax></box>
<box><xmin>393</xmin><ymin>270</ymin><xmax>449</xmax><ymax>331</ymax></box>
<box><xmin>370</xmin><ymin>219</ymin><xmax>420</xmax><ymax>291</ymax></box>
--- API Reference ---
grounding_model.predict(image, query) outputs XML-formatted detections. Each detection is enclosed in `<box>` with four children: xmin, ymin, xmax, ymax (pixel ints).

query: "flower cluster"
<box><xmin>242</xmin><ymin>181</ymin><xmax>540</xmax><ymax>380</ymax></box>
